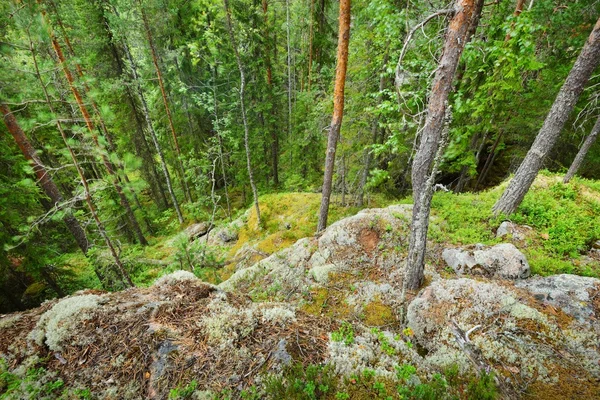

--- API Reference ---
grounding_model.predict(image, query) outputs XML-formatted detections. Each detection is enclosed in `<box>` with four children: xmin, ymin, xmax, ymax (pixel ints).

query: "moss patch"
<box><xmin>363</xmin><ymin>300</ymin><xmax>394</xmax><ymax>327</ymax></box>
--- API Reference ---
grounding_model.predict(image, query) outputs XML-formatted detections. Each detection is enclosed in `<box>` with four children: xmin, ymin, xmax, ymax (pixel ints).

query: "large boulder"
<box><xmin>442</xmin><ymin>243</ymin><xmax>530</xmax><ymax>279</ymax></box>
<box><xmin>185</xmin><ymin>222</ymin><xmax>210</xmax><ymax>240</ymax></box>
<box><xmin>407</xmin><ymin>278</ymin><xmax>600</xmax><ymax>398</ymax></box>
<box><xmin>515</xmin><ymin>274</ymin><xmax>600</xmax><ymax>323</ymax></box>
<box><xmin>221</xmin><ymin>205</ymin><xmax>419</xmax><ymax>322</ymax></box>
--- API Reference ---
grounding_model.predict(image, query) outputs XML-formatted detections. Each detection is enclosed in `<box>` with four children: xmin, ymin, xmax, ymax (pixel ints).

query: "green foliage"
<box><xmin>430</xmin><ymin>174</ymin><xmax>600</xmax><ymax>277</ymax></box>
<box><xmin>466</xmin><ymin>372</ymin><xmax>498</xmax><ymax>400</ymax></box>
<box><xmin>263</xmin><ymin>363</ymin><xmax>337</xmax><ymax>400</ymax></box>
<box><xmin>169</xmin><ymin>380</ymin><xmax>198</xmax><ymax>399</ymax></box>
<box><xmin>331</xmin><ymin>322</ymin><xmax>355</xmax><ymax>346</ymax></box>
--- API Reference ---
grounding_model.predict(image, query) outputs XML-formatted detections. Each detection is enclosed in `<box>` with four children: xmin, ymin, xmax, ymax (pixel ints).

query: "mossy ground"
<box><xmin>428</xmin><ymin>171</ymin><xmax>600</xmax><ymax>278</ymax></box>
<box><xmin>231</xmin><ymin>192</ymin><xmax>392</xmax><ymax>257</ymax></box>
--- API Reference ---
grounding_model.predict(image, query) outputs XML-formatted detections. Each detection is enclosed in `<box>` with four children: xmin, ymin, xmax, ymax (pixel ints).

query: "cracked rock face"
<box><xmin>442</xmin><ymin>243</ymin><xmax>530</xmax><ymax>279</ymax></box>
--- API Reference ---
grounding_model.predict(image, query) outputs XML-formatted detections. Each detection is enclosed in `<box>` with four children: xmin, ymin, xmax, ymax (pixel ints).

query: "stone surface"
<box><xmin>221</xmin><ymin>205</ymin><xmax>416</xmax><ymax>317</ymax></box>
<box><xmin>407</xmin><ymin>278</ymin><xmax>600</xmax><ymax>389</ymax></box>
<box><xmin>496</xmin><ymin>221</ymin><xmax>518</xmax><ymax>239</ymax></box>
<box><xmin>186</xmin><ymin>222</ymin><xmax>210</xmax><ymax>240</ymax></box>
<box><xmin>442</xmin><ymin>243</ymin><xmax>530</xmax><ymax>279</ymax></box>
<box><xmin>515</xmin><ymin>274</ymin><xmax>600</xmax><ymax>323</ymax></box>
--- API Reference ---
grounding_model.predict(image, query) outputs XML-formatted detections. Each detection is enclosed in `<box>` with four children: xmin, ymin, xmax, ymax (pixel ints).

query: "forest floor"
<box><xmin>2</xmin><ymin>171</ymin><xmax>600</xmax><ymax>399</ymax></box>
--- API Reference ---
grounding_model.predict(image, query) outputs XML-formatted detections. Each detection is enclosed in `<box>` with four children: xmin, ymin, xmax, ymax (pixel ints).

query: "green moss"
<box><xmin>231</xmin><ymin>192</ymin><xmax>393</xmax><ymax>258</ymax></box>
<box><xmin>363</xmin><ymin>300</ymin><xmax>394</xmax><ymax>327</ymax></box>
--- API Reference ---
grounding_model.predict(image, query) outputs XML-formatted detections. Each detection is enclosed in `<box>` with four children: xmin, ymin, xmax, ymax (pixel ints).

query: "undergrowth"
<box><xmin>430</xmin><ymin>172</ymin><xmax>600</xmax><ymax>277</ymax></box>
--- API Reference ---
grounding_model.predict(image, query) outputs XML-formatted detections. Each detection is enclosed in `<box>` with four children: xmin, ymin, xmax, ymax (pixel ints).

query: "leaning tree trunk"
<box><xmin>223</xmin><ymin>0</ymin><xmax>261</xmax><ymax>227</ymax></box>
<box><xmin>120</xmin><ymin>36</ymin><xmax>185</xmax><ymax>224</ymax></box>
<box><xmin>493</xmin><ymin>18</ymin><xmax>600</xmax><ymax>216</ymax></box>
<box><xmin>404</xmin><ymin>0</ymin><xmax>484</xmax><ymax>291</ymax></box>
<box><xmin>317</xmin><ymin>0</ymin><xmax>351</xmax><ymax>233</ymax></box>
<box><xmin>563</xmin><ymin>115</ymin><xmax>600</xmax><ymax>183</ymax></box>
<box><xmin>29</xmin><ymin>38</ymin><xmax>133</xmax><ymax>287</ymax></box>
<box><xmin>1</xmin><ymin>103</ymin><xmax>89</xmax><ymax>255</ymax></box>
<box><xmin>43</xmin><ymin>16</ymin><xmax>148</xmax><ymax>246</ymax></box>
<box><xmin>211</xmin><ymin>66</ymin><xmax>232</xmax><ymax>220</ymax></box>
<box><xmin>51</xmin><ymin>2</ymin><xmax>153</xmax><ymax>236</ymax></box>
<box><xmin>139</xmin><ymin>6</ymin><xmax>193</xmax><ymax>204</ymax></box>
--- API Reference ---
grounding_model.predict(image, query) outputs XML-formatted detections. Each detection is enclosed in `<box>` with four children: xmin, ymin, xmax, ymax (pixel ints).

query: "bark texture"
<box><xmin>404</xmin><ymin>0</ymin><xmax>484</xmax><ymax>291</ymax></box>
<box><xmin>563</xmin><ymin>115</ymin><xmax>600</xmax><ymax>183</ymax></box>
<box><xmin>119</xmin><ymin>34</ymin><xmax>185</xmax><ymax>224</ymax></box>
<box><xmin>317</xmin><ymin>0</ymin><xmax>351</xmax><ymax>233</ymax></box>
<box><xmin>493</xmin><ymin>18</ymin><xmax>600</xmax><ymax>216</ymax></box>
<box><xmin>1</xmin><ymin>103</ymin><xmax>89</xmax><ymax>255</ymax></box>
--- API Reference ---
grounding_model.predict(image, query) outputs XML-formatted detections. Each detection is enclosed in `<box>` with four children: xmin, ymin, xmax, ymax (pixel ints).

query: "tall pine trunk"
<box><xmin>223</xmin><ymin>0</ymin><xmax>261</xmax><ymax>227</ymax></box>
<box><xmin>404</xmin><ymin>0</ymin><xmax>484</xmax><ymax>291</ymax></box>
<box><xmin>493</xmin><ymin>18</ymin><xmax>600</xmax><ymax>215</ymax></box>
<box><xmin>139</xmin><ymin>6</ymin><xmax>193</xmax><ymax>204</ymax></box>
<box><xmin>563</xmin><ymin>115</ymin><xmax>600</xmax><ymax>183</ymax></box>
<box><xmin>51</xmin><ymin>2</ymin><xmax>153</xmax><ymax>236</ymax></box>
<box><xmin>1</xmin><ymin>103</ymin><xmax>89</xmax><ymax>255</ymax></box>
<box><xmin>317</xmin><ymin>0</ymin><xmax>351</xmax><ymax>233</ymax></box>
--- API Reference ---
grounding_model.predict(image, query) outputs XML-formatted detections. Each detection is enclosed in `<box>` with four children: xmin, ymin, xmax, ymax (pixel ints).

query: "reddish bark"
<box><xmin>317</xmin><ymin>0</ymin><xmax>351</xmax><ymax>232</ymax></box>
<box><xmin>1</xmin><ymin>103</ymin><xmax>89</xmax><ymax>255</ymax></box>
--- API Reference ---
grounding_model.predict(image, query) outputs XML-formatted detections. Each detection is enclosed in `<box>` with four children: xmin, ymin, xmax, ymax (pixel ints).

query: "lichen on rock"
<box><xmin>28</xmin><ymin>294</ymin><xmax>101</xmax><ymax>351</ymax></box>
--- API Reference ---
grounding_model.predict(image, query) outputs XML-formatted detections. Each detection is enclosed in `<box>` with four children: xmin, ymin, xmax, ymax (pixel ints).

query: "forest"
<box><xmin>1</xmin><ymin>0</ymin><xmax>600</xmax><ymax>398</ymax></box>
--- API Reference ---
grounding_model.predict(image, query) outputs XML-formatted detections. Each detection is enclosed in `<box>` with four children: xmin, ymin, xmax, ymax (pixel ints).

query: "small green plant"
<box><xmin>395</xmin><ymin>364</ymin><xmax>417</xmax><ymax>381</ymax></box>
<box><xmin>331</xmin><ymin>322</ymin><xmax>355</xmax><ymax>345</ymax></box>
<box><xmin>168</xmin><ymin>380</ymin><xmax>198</xmax><ymax>399</ymax></box>
<box><xmin>264</xmin><ymin>363</ymin><xmax>337</xmax><ymax>399</ymax></box>
<box><xmin>371</xmin><ymin>328</ymin><xmax>396</xmax><ymax>356</ymax></box>
<box><xmin>466</xmin><ymin>372</ymin><xmax>498</xmax><ymax>400</ymax></box>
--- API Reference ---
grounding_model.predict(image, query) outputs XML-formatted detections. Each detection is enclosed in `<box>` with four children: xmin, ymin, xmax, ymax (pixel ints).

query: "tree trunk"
<box><xmin>29</xmin><ymin>37</ymin><xmax>133</xmax><ymax>287</ymax></box>
<box><xmin>1</xmin><ymin>103</ymin><xmax>89</xmax><ymax>255</ymax></box>
<box><xmin>504</xmin><ymin>0</ymin><xmax>526</xmax><ymax>41</ymax></box>
<box><xmin>493</xmin><ymin>18</ymin><xmax>600</xmax><ymax>216</ymax></box>
<box><xmin>223</xmin><ymin>0</ymin><xmax>261</xmax><ymax>227</ymax></box>
<box><xmin>261</xmin><ymin>0</ymin><xmax>279</xmax><ymax>187</ymax></box>
<box><xmin>563</xmin><ymin>115</ymin><xmax>600</xmax><ymax>183</ymax></box>
<box><xmin>317</xmin><ymin>0</ymin><xmax>351</xmax><ymax>233</ymax></box>
<box><xmin>286</xmin><ymin>0</ymin><xmax>293</xmax><ymax>164</ymax></box>
<box><xmin>404</xmin><ymin>0</ymin><xmax>484</xmax><ymax>291</ymax></box>
<box><xmin>140</xmin><ymin>6</ymin><xmax>193</xmax><ymax>204</ymax></box>
<box><xmin>43</xmin><ymin>17</ymin><xmax>148</xmax><ymax>246</ymax></box>
<box><xmin>40</xmin><ymin>265</ymin><xmax>66</xmax><ymax>298</ymax></box>
<box><xmin>212</xmin><ymin>66</ymin><xmax>232</xmax><ymax>220</ymax></box>
<box><xmin>308</xmin><ymin>0</ymin><xmax>315</xmax><ymax>91</ymax></box>
<box><xmin>475</xmin><ymin>131</ymin><xmax>503</xmax><ymax>190</ymax></box>
<box><xmin>52</xmin><ymin>4</ymin><xmax>154</xmax><ymax>238</ymax></box>
<box><xmin>120</xmin><ymin>35</ymin><xmax>185</xmax><ymax>224</ymax></box>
